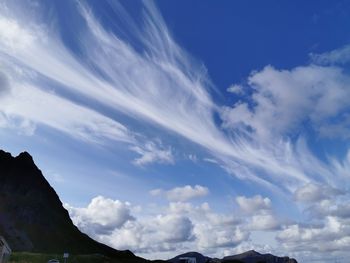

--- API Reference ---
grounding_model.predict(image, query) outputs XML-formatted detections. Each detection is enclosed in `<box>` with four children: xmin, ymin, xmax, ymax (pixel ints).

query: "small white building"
<box><xmin>0</xmin><ymin>236</ymin><xmax>11</xmax><ymax>263</ymax></box>
<box><xmin>179</xmin><ymin>257</ymin><xmax>196</xmax><ymax>263</ymax></box>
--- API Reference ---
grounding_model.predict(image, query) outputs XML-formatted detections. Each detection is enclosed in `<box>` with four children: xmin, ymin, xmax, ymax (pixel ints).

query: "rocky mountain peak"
<box><xmin>0</xmin><ymin>149</ymin><xmax>147</xmax><ymax>263</ymax></box>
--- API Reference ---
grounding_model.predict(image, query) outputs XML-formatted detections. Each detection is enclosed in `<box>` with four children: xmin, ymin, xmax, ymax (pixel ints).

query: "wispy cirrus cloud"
<box><xmin>1</xmin><ymin>0</ymin><xmax>349</xmax><ymax>194</ymax></box>
<box><xmin>310</xmin><ymin>44</ymin><xmax>350</xmax><ymax>65</ymax></box>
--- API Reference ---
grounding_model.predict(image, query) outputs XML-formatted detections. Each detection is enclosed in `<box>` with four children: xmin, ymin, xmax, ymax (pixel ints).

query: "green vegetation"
<box><xmin>9</xmin><ymin>252</ymin><xmax>116</xmax><ymax>263</ymax></box>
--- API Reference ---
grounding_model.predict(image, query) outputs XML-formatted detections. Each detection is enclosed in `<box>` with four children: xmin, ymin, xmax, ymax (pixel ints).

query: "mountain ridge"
<box><xmin>169</xmin><ymin>250</ymin><xmax>297</xmax><ymax>263</ymax></box>
<box><xmin>0</xmin><ymin>149</ymin><xmax>148</xmax><ymax>263</ymax></box>
<box><xmin>222</xmin><ymin>249</ymin><xmax>297</xmax><ymax>263</ymax></box>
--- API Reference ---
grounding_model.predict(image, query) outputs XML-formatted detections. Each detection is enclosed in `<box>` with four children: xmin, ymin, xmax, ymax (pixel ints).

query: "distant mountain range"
<box><xmin>0</xmin><ymin>149</ymin><xmax>298</xmax><ymax>263</ymax></box>
<box><xmin>169</xmin><ymin>251</ymin><xmax>297</xmax><ymax>263</ymax></box>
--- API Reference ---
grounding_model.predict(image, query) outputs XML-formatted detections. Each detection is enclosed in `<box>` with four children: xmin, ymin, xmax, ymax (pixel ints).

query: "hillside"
<box><xmin>0</xmin><ymin>150</ymin><xmax>148</xmax><ymax>263</ymax></box>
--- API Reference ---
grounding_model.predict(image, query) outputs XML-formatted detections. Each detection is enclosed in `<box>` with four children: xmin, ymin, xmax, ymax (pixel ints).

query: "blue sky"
<box><xmin>1</xmin><ymin>0</ymin><xmax>350</xmax><ymax>262</ymax></box>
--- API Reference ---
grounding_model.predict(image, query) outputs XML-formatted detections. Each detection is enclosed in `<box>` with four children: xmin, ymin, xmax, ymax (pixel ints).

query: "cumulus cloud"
<box><xmin>98</xmin><ymin>214</ymin><xmax>194</xmax><ymax>255</ymax></box>
<box><xmin>227</xmin><ymin>84</ymin><xmax>244</xmax><ymax>94</ymax></box>
<box><xmin>167</xmin><ymin>202</ymin><xmax>248</xmax><ymax>252</ymax></box>
<box><xmin>151</xmin><ymin>185</ymin><xmax>209</xmax><ymax>202</ymax></box>
<box><xmin>194</xmin><ymin>223</ymin><xmax>248</xmax><ymax>249</ymax></box>
<box><xmin>304</xmin><ymin>195</ymin><xmax>350</xmax><ymax>220</ymax></box>
<box><xmin>275</xmin><ymin>187</ymin><xmax>350</xmax><ymax>261</ymax></box>
<box><xmin>235</xmin><ymin>195</ymin><xmax>280</xmax><ymax>231</ymax></box>
<box><xmin>221</xmin><ymin>65</ymin><xmax>350</xmax><ymax>140</ymax></box>
<box><xmin>236</xmin><ymin>195</ymin><xmax>271</xmax><ymax>214</ymax></box>
<box><xmin>65</xmin><ymin>196</ymin><xmax>134</xmax><ymax>236</ymax></box>
<box><xmin>67</xmin><ymin>195</ymin><xmax>347</xmax><ymax>260</ymax></box>
<box><xmin>67</xmin><ymin>197</ymin><xmax>248</xmax><ymax>258</ymax></box>
<box><xmin>130</xmin><ymin>141</ymin><xmax>174</xmax><ymax>166</ymax></box>
<box><xmin>154</xmin><ymin>214</ymin><xmax>194</xmax><ymax>243</ymax></box>
<box><xmin>294</xmin><ymin>183</ymin><xmax>345</xmax><ymax>203</ymax></box>
<box><xmin>167</xmin><ymin>201</ymin><xmax>240</xmax><ymax>227</ymax></box>
<box><xmin>277</xmin><ymin>216</ymin><xmax>350</xmax><ymax>253</ymax></box>
<box><xmin>66</xmin><ymin>196</ymin><xmax>195</xmax><ymax>254</ymax></box>
<box><xmin>249</xmin><ymin>213</ymin><xmax>280</xmax><ymax>231</ymax></box>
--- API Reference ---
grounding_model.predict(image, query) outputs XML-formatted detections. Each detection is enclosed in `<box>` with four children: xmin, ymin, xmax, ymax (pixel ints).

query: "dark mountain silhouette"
<box><xmin>222</xmin><ymin>250</ymin><xmax>297</xmax><ymax>263</ymax></box>
<box><xmin>168</xmin><ymin>250</ymin><xmax>297</xmax><ymax>263</ymax></box>
<box><xmin>168</xmin><ymin>252</ymin><xmax>210</xmax><ymax>263</ymax></box>
<box><xmin>0</xmin><ymin>150</ymin><xmax>149</xmax><ymax>263</ymax></box>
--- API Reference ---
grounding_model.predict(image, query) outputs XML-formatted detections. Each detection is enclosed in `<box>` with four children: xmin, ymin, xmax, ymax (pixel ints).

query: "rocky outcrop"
<box><xmin>0</xmin><ymin>150</ymin><xmax>148</xmax><ymax>263</ymax></box>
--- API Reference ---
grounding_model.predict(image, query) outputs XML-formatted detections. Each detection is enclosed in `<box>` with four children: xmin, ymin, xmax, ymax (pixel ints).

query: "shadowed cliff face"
<box><xmin>0</xmin><ymin>150</ymin><xmax>148</xmax><ymax>263</ymax></box>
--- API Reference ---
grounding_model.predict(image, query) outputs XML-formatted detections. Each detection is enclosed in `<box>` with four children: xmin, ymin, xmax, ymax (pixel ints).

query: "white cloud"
<box><xmin>221</xmin><ymin>65</ymin><xmax>350</xmax><ymax>140</ymax></box>
<box><xmin>67</xmin><ymin>197</ymin><xmax>248</xmax><ymax>258</ymax></box>
<box><xmin>130</xmin><ymin>141</ymin><xmax>174</xmax><ymax>166</ymax></box>
<box><xmin>276</xmin><ymin>186</ymin><xmax>350</xmax><ymax>260</ymax></box>
<box><xmin>68</xmin><ymin>194</ymin><xmax>350</xmax><ymax>260</ymax></box>
<box><xmin>188</xmin><ymin>154</ymin><xmax>198</xmax><ymax>162</ymax></box>
<box><xmin>0</xmin><ymin>70</ymin><xmax>10</xmax><ymax>97</ymax></box>
<box><xmin>203</xmin><ymin>158</ymin><xmax>218</xmax><ymax>164</ymax></box>
<box><xmin>294</xmin><ymin>183</ymin><xmax>344</xmax><ymax>203</ymax></box>
<box><xmin>154</xmin><ymin>214</ymin><xmax>194</xmax><ymax>243</ymax></box>
<box><xmin>2</xmin><ymin>2</ymin><xmax>350</xmax><ymax>260</ymax></box>
<box><xmin>167</xmin><ymin>202</ymin><xmax>248</xmax><ymax>253</ymax></box>
<box><xmin>227</xmin><ymin>84</ymin><xmax>244</xmax><ymax>94</ymax></box>
<box><xmin>305</xmin><ymin>195</ymin><xmax>350</xmax><ymax>220</ymax></box>
<box><xmin>194</xmin><ymin>223</ymin><xmax>248</xmax><ymax>249</ymax></box>
<box><xmin>99</xmin><ymin>214</ymin><xmax>194</xmax><ymax>254</ymax></box>
<box><xmin>249</xmin><ymin>213</ymin><xmax>280</xmax><ymax>231</ymax></box>
<box><xmin>0</xmin><ymin>0</ymin><xmax>290</xmax><ymax>191</ymax></box>
<box><xmin>235</xmin><ymin>195</ymin><xmax>280</xmax><ymax>231</ymax></box>
<box><xmin>236</xmin><ymin>195</ymin><xmax>271</xmax><ymax>214</ymax></box>
<box><xmin>65</xmin><ymin>196</ymin><xmax>134</xmax><ymax>236</ymax></box>
<box><xmin>2</xmin><ymin>0</ymin><xmax>349</xmax><ymax>198</ymax></box>
<box><xmin>217</xmin><ymin>62</ymin><xmax>350</xmax><ymax>195</ymax></box>
<box><xmin>0</xmin><ymin>16</ymin><xmax>37</xmax><ymax>51</ymax></box>
<box><xmin>150</xmin><ymin>185</ymin><xmax>209</xmax><ymax>202</ymax></box>
<box><xmin>311</xmin><ymin>45</ymin><xmax>350</xmax><ymax>65</ymax></box>
<box><xmin>277</xmin><ymin>216</ymin><xmax>350</xmax><ymax>253</ymax></box>
<box><xmin>0</xmin><ymin>80</ymin><xmax>133</xmax><ymax>143</ymax></box>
